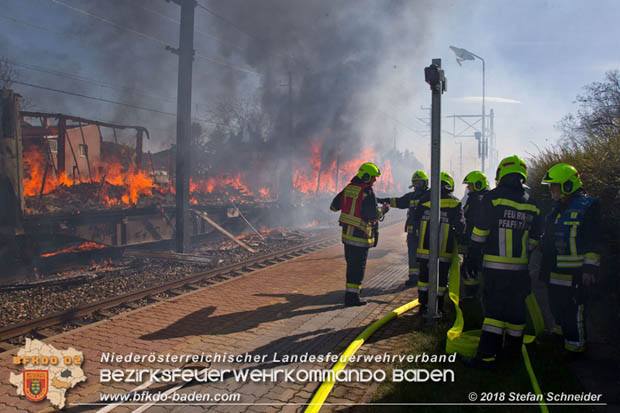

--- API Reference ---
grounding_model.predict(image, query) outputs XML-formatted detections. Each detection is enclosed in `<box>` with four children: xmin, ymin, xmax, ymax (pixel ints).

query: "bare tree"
<box><xmin>559</xmin><ymin>70</ymin><xmax>620</xmax><ymax>141</ymax></box>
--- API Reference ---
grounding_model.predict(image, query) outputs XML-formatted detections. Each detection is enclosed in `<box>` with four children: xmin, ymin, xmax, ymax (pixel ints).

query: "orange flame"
<box><xmin>23</xmin><ymin>147</ymin><xmax>155</xmax><ymax>208</ymax></box>
<box><xmin>41</xmin><ymin>241</ymin><xmax>106</xmax><ymax>257</ymax></box>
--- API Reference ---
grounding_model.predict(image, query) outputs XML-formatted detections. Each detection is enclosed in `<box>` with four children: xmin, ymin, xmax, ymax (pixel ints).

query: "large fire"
<box><xmin>292</xmin><ymin>141</ymin><xmax>400</xmax><ymax>195</ymax></box>
<box><xmin>23</xmin><ymin>138</ymin><xmax>400</xmax><ymax>214</ymax></box>
<box><xmin>23</xmin><ymin>147</ymin><xmax>155</xmax><ymax>208</ymax></box>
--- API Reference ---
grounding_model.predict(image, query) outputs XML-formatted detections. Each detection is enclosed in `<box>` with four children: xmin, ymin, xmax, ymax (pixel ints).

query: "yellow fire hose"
<box><xmin>305</xmin><ymin>298</ymin><xmax>420</xmax><ymax>413</ymax></box>
<box><xmin>307</xmin><ymin>246</ymin><xmax>548</xmax><ymax>413</ymax></box>
<box><xmin>445</xmin><ymin>247</ymin><xmax>549</xmax><ymax>413</ymax></box>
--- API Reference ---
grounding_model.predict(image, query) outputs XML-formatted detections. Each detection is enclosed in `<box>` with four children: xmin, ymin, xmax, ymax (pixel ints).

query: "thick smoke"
<box><xmin>205</xmin><ymin>0</ymin><xmax>433</xmax><ymax>193</ymax></box>
<box><xmin>6</xmin><ymin>0</ymin><xmax>435</xmax><ymax>194</ymax></box>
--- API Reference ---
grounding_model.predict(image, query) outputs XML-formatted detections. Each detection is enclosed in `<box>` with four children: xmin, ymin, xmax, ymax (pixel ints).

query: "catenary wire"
<box><xmin>12</xmin><ymin>80</ymin><xmax>232</xmax><ymax>130</ymax></box>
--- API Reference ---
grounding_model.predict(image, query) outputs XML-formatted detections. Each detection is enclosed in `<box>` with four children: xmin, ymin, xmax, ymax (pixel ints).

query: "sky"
<box><xmin>1</xmin><ymin>0</ymin><xmax>619</xmax><ymax>193</ymax></box>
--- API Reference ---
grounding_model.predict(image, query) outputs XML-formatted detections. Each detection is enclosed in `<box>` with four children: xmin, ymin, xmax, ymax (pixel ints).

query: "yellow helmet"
<box><xmin>541</xmin><ymin>163</ymin><xmax>582</xmax><ymax>196</ymax></box>
<box><xmin>463</xmin><ymin>170</ymin><xmax>489</xmax><ymax>191</ymax></box>
<box><xmin>409</xmin><ymin>170</ymin><xmax>429</xmax><ymax>188</ymax></box>
<box><xmin>496</xmin><ymin>155</ymin><xmax>527</xmax><ymax>183</ymax></box>
<box><xmin>356</xmin><ymin>162</ymin><xmax>381</xmax><ymax>183</ymax></box>
<box><xmin>440</xmin><ymin>171</ymin><xmax>455</xmax><ymax>191</ymax></box>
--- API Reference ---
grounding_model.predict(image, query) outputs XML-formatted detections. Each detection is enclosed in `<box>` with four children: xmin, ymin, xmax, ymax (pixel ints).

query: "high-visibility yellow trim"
<box><xmin>483</xmin><ymin>317</ymin><xmax>506</xmax><ymax>329</ymax></box>
<box><xmin>390</xmin><ymin>197</ymin><xmax>397</xmax><ymax>207</ymax></box>
<box><xmin>564</xmin><ymin>342</ymin><xmax>586</xmax><ymax>352</ymax></box>
<box><xmin>418</xmin><ymin>281</ymin><xmax>429</xmax><ymax>287</ymax></box>
<box><xmin>506</xmin><ymin>322</ymin><xmax>525</xmax><ymax>331</ymax></box>
<box><xmin>345</xmin><ymin>283</ymin><xmax>361</xmax><ymax>289</ymax></box>
<box><xmin>473</xmin><ymin>226</ymin><xmax>490</xmax><ymax>236</ymax></box>
<box><xmin>583</xmin><ymin>252</ymin><xmax>600</xmax><ymax>266</ymax></box>
<box><xmin>419</xmin><ymin>220</ymin><xmax>428</xmax><ymax>250</ymax></box>
<box><xmin>305</xmin><ymin>299</ymin><xmax>420</xmax><ymax>413</ymax></box>
<box><xmin>550</xmin><ymin>272</ymin><xmax>573</xmax><ymax>281</ymax></box>
<box><xmin>506</xmin><ymin>228</ymin><xmax>513</xmax><ymax>258</ymax></box>
<box><xmin>491</xmin><ymin>198</ymin><xmax>540</xmax><ymax>214</ymax></box>
<box><xmin>484</xmin><ymin>254</ymin><xmax>528</xmax><ymax>264</ymax></box>
<box><xmin>482</xmin><ymin>357</ymin><xmax>496</xmax><ymax>362</ymax></box>
<box><xmin>441</xmin><ymin>223</ymin><xmax>450</xmax><ymax>256</ymax></box>
<box><xmin>421</xmin><ymin>199</ymin><xmax>460</xmax><ymax>208</ymax></box>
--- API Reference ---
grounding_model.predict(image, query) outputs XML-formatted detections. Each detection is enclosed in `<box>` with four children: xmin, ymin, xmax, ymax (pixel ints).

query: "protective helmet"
<box><xmin>463</xmin><ymin>170</ymin><xmax>489</xmax><ymax>191</ymax></box>
<box><xmin>541</xmin><ymin>163</ymin><xmax>582</xmax><ymax>196</ymax></box>
<box><xmin>356</xmin><ymin>162</ymin><xmax>381</xmax><ymax>183</ymax></box>
<box><xmin>440</xmin><ymin>171</ymin><xmax>455</xmax><ymax>191</ymax></box>
<box><xmin>496</xmin><ymin>155</ymin><xmax>527</xmax><ymax>183</ymax></box>
<box><xmin>409</xmin><ymin>170</ymin><xmax>429</xmax><ymax>188</ymax></box>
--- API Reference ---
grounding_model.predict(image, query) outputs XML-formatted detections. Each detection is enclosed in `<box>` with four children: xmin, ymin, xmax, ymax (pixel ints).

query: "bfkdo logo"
<box><xmin>23</xmin><ymin>370</ymin><xmax>49</xmax><ymax>402</ymax></box>
<box><xmin>9</xmin><ymin>339</ymin><xmax>87</xmax><ymax>409</ymax></box>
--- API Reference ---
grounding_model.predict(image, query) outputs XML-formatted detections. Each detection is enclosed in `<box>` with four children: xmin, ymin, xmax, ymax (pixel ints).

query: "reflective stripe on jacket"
<box><xmin>330</xmin><ymin>178</ymin><xmax>381</xmax><ymax>248</ymax></box>
<box><xmin>389</xmin><ymin>188</ymin><xmax>429</xmax><ymax>233</ymax></box>
<box><xmin>469</xmin><ymin>183</ymin><xmax>543</xmax><ymax>271</ymax></box>
<box><xmin>541</xmin><ymin>191</ymin><xmax>601</xmax><ymax>285</ymax></box>
<box><xmin>413</xmin><ymin>191</ymin><xmax>465</xmax><ymax>261</ymax></box>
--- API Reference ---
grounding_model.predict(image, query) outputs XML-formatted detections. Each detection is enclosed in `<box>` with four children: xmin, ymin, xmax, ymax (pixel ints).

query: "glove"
<box><xmin>464</xmin><ymin>254</ymin><xmax>478</xmax><ymax>278</ymax></box>
<box><xmin>376</xmin><ymin>197</ymin><xmax>388</xmax><ymax>204</ymax></box>
<box><xmin>382</xmin><ymin>204</ymin><xmax>390</xmax><ymax>214</ymax></box>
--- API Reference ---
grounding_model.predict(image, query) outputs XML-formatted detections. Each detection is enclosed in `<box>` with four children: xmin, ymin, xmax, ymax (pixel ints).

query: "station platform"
<box><xmin>1</xmin><ymin>222</ymin><xmax>420</xmax><ymax>412</ymax></box>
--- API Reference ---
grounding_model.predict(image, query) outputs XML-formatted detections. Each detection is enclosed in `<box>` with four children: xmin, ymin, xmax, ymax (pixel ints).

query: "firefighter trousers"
<box><xmin>407</xmin><ymin>233</ymin><xmax>419</xmax><ymax>283</ymax></box>
<box><xmin>548</xmin><ymin>283</ymin><xmax>587</xmax><ymax>353</ymax></box>
<box><xmin>344</xmin><ymin>244</ymin><xmax>370</xmax><ymax>297</ymax></box>
<box><xmin>418</xmin><ymin>260</ymin><xmax>450</xmax><ymax>310</ymax></box>
<box><xmin>477</xmin><ymin>269</ymin><xmax>530</xmax><ymax>361</ymax></box>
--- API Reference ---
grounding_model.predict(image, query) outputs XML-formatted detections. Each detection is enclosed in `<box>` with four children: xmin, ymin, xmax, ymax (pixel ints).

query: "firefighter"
<box><xmin>330</xmin><ymin>162</ymin><xmax>390</xmax><ymax>306</ymax></box>
<box><xmin>540</xmin><ymin>163</ymin><xmax>600</xmax><ymax>357</ymax></box>
<box><xmin>376</xmin><ymin>170</ymin><xmax>429</xmax><ymax>287</ymax></box>
<box><xmin>412</xmin><ymin>171</ymin><xmax>465</xmax><ymax>314</ymax></box>
<box><xmin>465</xmin><ymin>155</ymin><xmax>543</xmax><ymax>367</ymax></box>
<box><xmin>460</xmin><ymin>171</ymin><xmax>490</xmax><ymax>298</ymax></box>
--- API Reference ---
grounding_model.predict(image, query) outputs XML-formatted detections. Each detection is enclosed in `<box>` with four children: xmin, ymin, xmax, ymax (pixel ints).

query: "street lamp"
<box><xmin>449</xmin><ymin>46</ymin><xmax>487</xmax><ymax>173</ymax></box>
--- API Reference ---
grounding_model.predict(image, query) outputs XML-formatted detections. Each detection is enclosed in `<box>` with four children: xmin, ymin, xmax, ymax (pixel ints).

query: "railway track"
<box><xmin>0</xmin><ymin>233</ymin><xmax>341</xmax><ymax>350</ymax></box>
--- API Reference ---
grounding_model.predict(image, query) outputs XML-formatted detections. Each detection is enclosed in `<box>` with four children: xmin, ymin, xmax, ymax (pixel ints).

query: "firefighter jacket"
<box><xmin>469</xmin><ymin>178</ymin><xmax>543</xmax><ymax>271</ymax></box>
<box><xmin>460</xmin><ymin>188</ymin><xmax>490</xmax><ymax>252</ymax></box>
<box><xmin>330</xmin><ymin>177</ymin><xmax>383</xmax><ymax>248</ymax></box>
<box><xmin>412</xmin><ymin>189</ymin><xmax>465</xmax><ymax>262</ymax></box>
<box><xmin>540</xmin><ymin>189</ymin><xmax>601</xmax><ymax>287</ymax></box>
<box><xmin>385</xmin><ymin>188</ymin><xmax>429</xmax><ymax>233</ymax></box>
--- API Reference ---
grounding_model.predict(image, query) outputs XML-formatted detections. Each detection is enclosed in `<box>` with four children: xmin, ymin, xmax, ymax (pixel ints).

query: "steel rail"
<box><xmin>0</xmin><ymin>234</ymin><xmax>340</xmax><ymax>343</ymax></box>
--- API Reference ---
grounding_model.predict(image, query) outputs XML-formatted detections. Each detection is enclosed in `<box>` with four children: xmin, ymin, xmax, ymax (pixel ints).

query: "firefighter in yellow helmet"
<box><xmin>330</xmin><ymin>162</ymin><xmax>390</xmax><ymax>306</ymax></box>
<box><xmin>411</xmin><ymin>172</ymin><xmax>465</xmax><ymax>314</ymax></box>
<box><xmin>377</xmin><ymin>170</ymin><xmax>429</xmax><ymax>287</ymax></box>
<box><xmin>465</xmin><ymin>155</ymin><xmax>543</xmax><ymax>367</ymax></box>
<box><xmin>540</xmin><ymin>163</ymin><xmax>600</xmax><ymax>358</ymax></box>
<box><xmin>460</xmin><ymin>171</ymin><xmax>490</xmax><ymax>298</ymax></box>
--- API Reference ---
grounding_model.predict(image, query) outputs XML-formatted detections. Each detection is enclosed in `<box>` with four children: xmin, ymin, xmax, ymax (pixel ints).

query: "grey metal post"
<box><xmin>459</xmin><ymin>141</ymin><xmax>462</xmax><ymax>179</ymax></box>
<box><xmin>172</xmin><ymin>0</ymin><xmax>196</xmax><ymax>253</ymax></box>
<box><xmin>424</xmin><ymin>59</ymin><xmax>446</xmax><ymax>320</ymax></box>
<box><xmin>481</xmin><ymin>58</ymin><xmax>485</xmax><ymax>174</ymax></box>
<box><xmin>490</xmin><ymin>108</ymin><xmax>494</xmax><ymax>168</ymax></box>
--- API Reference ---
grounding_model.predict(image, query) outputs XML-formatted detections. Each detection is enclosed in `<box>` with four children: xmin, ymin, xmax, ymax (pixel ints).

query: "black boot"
<box><xmin>345</xmin><ymin>292</ymin><xmax>367</xmax><ymax>306</ymax></box>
